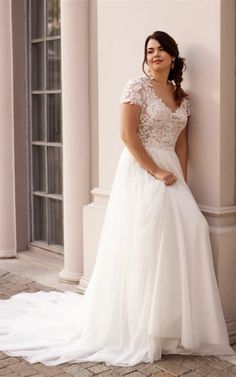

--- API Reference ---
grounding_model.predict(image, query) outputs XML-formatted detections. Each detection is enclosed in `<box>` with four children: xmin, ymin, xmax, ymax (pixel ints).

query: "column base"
<box><xmin>59</xmin><ymin>268</ymin><xmax>82</xmax><ymax>283</ymax></box>
<box><xmin>79</xmin><ymin>188</ymin><xmax>108</xmax><ymax>292</ymax></box>
<box><xmin>201</xmin><ymin>204</ymin><xmax>236</xmax><ymax>343</ymax></box>
<box><xmin>77</xmin><ymin>275</ymin><xmax>89</xmax><ymax>294</ymax></box>
<box><xmin>0</xmin><ymin>250</ymin><xmax>17</xmax><ymax>258</ymax></box>
<box><xmin>227</xmin><ymin>317</ymin><xmax>236</xmax><ymax>345</ymax></box>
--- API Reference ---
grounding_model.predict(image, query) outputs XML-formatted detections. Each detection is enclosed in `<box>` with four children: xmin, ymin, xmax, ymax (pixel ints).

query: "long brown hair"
<box><xmin>142</xmin><ymin>31</ymin><xmax>188</xmax><ymax>106</ymax></box>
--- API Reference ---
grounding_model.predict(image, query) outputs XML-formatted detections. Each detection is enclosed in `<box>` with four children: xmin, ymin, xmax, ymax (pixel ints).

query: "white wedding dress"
<box><xmin>0</xmin><ymin>75</ymin><xmax>235</xmax><ymax>367</ymax></box>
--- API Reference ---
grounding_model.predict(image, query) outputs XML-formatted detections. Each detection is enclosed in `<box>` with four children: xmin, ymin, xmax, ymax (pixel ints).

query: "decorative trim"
<box><xmin>77</xmin><ymin>275</ymin><xmax>89</xmax><ymax>294</ymax></box>
<box><xmin>59</xmin><ymin>268</ymin><xmax>82</xmax><ymax>283</ymax></box>
<box><xmin>90</xmin><ymin>189</ymin><xmax>236</xmax><ymax>221</ymax></box>
<box><xmin>227</xmin><ymin>317</ymin><xmax>236</xmax><ymax>344</ymax></box>
<box><xmin>87</xmin><ymin>203</ymin><xmax>106</xmax><ymax>210</ymax></box>
<box><xmin>0</xmin><ymin>250</ymin><xmax>17</xmax><ymax>259</ymax></box>
<box><xmin>91</xmin><ymin>187</ymin><xmax>110</xmax><ymax>197</ymax></box>
<box><xmin>91</xmin><ymin>187</ymin><xmax>110</xmax><ymax>207</ymax></box>
<box><xmin>199</xmin><ymin>204</ymin><xmax>236</xmax><ymax>217</ymax></box>
<box><xmin>209</xmin><ymin>224</ymin><xmax>236</xmax><ymax>236</ymax></box>
<box><xmin>30</xmin><ymin>241</ymin><xmax>63</xmax><ymax>255</ymax></box>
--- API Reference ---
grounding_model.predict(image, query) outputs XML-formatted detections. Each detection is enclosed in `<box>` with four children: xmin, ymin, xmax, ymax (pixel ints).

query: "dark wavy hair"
<box><xmin>142</xmin><ymin>31</ymin><xmax>188</xmax><ymax>106</ymax></box>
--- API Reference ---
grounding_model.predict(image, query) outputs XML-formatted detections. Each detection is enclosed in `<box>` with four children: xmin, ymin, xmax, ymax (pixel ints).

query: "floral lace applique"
<box><xmin>119</xmin><ymin>78</ymin><xmax>144</xmax><ymax>107</ymax></box>
<box><xmin>182</xmin><ymin>96</ymin><xmax>191</xmax><ymax>116</ymax></box>
<box><xmin>119</xmin><ymin>76</ymin><xmax>191</xmax><ymax>150</ymax></box>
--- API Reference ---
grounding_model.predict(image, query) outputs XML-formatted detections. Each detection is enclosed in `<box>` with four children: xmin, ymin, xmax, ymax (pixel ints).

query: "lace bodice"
<box><xmin>119</xmin><ymin>76</ymin><xmax>191</xmax><ymax>150</ymax></box>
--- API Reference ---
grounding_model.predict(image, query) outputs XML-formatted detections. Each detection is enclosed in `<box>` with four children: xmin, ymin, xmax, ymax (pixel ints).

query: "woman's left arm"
<box><xmin>175</xmin><ymin>120</ymin><xmax>189</xmax><ymax>181</ymax></box>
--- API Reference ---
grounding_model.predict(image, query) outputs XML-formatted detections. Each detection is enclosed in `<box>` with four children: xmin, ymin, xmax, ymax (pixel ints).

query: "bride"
<box><xmin>0</xmin><ymin>30</ymin><xmax>235</xmax><ymax>367</ymax></box>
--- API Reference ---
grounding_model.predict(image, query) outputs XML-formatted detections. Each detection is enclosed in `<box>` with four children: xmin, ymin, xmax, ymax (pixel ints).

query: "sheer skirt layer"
<box><xmin>0</xmin><ymin>147</ymin><xmax>235</xmax><ymax>366</ymax></box>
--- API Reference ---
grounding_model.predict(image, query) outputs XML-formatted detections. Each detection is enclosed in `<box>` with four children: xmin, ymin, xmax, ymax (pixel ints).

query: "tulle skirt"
<box><xmin>0</xmin><ymin>146</ymin><xmax>235</xmax><ymax>366</ymax></box>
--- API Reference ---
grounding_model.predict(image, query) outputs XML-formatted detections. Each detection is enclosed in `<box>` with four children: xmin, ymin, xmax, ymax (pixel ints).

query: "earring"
<box><xmin>171</xmin><ymin>59</ymin><xmax>175</xmax><ymax>69</ymax></box>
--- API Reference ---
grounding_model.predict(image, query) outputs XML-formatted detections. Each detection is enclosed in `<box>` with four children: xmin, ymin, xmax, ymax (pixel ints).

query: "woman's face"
<box><xmin>146</xmin><ymin>38</ymin><xmax>173</xmax><ymax>75</ymax></box>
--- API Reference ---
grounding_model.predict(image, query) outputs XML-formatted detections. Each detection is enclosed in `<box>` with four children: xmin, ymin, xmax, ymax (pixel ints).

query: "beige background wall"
<box><xmin>97</xmin><ymin>0</ymin><xmax>224</xmax><ymax>207</ymax></box>
<box><xmin>89</xmin><ymin>0</ymin><xmax>99</xmax><ymax>191</ymax></box>
<box><xmin>82</xmin><ymin>0</ymin><xmax>236</xmax><ymax>342</ymax></box>
<box><xmin>220</xmin><ymin>0</ymin><xmax>235</xmax><ymax>206</ymax></box>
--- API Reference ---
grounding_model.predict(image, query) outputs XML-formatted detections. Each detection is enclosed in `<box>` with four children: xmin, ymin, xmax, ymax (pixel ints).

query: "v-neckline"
<box><xmin>145</xmin><ymin>77</ymin><xmax>179</xmax><ymax>114</ymax></box>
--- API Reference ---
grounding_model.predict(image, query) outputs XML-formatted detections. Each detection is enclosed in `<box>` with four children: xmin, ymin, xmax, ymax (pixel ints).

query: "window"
<box><xmin>29</xmin><ymin>0</ymin><xmax>63</xmax><ymax>253</ymax></box>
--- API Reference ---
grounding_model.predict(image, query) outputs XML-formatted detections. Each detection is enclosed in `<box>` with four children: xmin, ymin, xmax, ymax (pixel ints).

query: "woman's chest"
<box><xmin>140</xmin><ymin>95</ymin><xmax>188</xmax><ymax>128</ymax></box>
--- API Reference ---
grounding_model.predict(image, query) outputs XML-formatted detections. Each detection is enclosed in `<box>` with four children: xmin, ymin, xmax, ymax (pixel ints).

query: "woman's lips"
<box><xmin>154</xmin><ymin>60</ymin><xmax>163</xmax><ymax>64</ymax></box>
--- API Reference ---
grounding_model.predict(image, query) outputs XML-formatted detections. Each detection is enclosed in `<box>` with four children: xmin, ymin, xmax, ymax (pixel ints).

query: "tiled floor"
<box><xmin>0</xmin><ymin>250</ymin><xmax>236</xmax><ymax>376</ymax></box>
<box><xmin>0</xmin><ymin>248</ymin><xmax>78</xmax><ymax>292</ymax></box>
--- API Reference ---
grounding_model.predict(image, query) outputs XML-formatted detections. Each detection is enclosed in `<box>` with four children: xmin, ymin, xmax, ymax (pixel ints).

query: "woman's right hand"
<box><xmin>154</xmin><ymin>168</ymin><xmax>177</xmax><ymax>186</ymax></box>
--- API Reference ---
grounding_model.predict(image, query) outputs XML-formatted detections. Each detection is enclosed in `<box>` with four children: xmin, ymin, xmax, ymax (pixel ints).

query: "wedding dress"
<box><xmin>0</xmin><ymin>75</ymin><xmax>235</xmax><ymax>367</ymax></box>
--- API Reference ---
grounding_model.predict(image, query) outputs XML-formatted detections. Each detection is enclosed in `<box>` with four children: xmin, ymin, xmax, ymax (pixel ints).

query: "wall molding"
<box><xmin>209</xmin><ymin>224</ymin><xmax>236</xmax><ymax>236</ymax></box>
<box><xmin>199</xmin><ymin>204</ymin><xmax>236</xmax><ymax>217</ymax></box>
<box><xmin>77</xmin><ymin>276</ymin><xmax>89</xmax><ymax>294</ymax></box>
<box><xmin>91</xmin><ymin>188</ymin><xmax>236</xmax><ymax>220</ymax></box>
<box><xmin>0</xmin><ymin>250</ymin><xmax>17</xmax><ymax>258</ymax></box>
<box><xmin>227</xmin><ymin>316</ymin><xmax>236</xmax><ymax>344</ymax></box>
<box><xmin>91</xmin><ymin>187</ymin><xmax>110</xmax><ymax>207</ymax></box>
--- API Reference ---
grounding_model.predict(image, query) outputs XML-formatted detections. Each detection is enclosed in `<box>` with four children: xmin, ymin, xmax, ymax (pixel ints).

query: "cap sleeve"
<box><xmin>184</xmin><ymin>97</ymin><xmax>191</xmax><ymax>116</ymax></box>
<box><xmin>119</xmin><ymin>78</ymin><xmax>143</xmax><ymax>107</ymax></box>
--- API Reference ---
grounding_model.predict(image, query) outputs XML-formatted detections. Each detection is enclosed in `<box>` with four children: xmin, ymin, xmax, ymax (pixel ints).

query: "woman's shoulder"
<box><xmin>124</xmin><ymin>75</ymin><xmax>149</xmax><ymax>88</ymax></box>
<box><xmin>181</xmin><ymin>94</ymin><xmax>191</xmax><ymax>116</ymax></box>
<box><xmin>119</xmin><ymin>75</ymin><xmax>148</xmax><ymax>106</ymax></box>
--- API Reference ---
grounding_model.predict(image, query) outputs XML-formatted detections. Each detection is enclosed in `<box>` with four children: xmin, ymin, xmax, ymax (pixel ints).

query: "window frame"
<box><xmin>28</xmin><ymin>0</ymin><xmax>63</xmax><ymax>254</ymax></box>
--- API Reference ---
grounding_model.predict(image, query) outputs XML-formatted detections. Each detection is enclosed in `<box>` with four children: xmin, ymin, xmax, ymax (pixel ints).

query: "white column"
<box><xmin>203</xmin><ymin>0</ymin><xmax>236</xmax><ymax>343</ymax></box>
<box><xmin>0</xmin><ymin>0</ymin><xmax>16</xmax><ymax>258</ymax></box>
<box><xmin>59</xmin><ymin>0</ymin><xmax>90</xmax><ymax>282</ymax></box>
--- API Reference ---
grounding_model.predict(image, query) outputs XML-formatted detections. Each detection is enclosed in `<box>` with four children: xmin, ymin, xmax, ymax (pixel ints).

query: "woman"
<box><xmin>0</xmin><ymin>31</ymin><xmax>235</xmax><ymax>367</ymax></box>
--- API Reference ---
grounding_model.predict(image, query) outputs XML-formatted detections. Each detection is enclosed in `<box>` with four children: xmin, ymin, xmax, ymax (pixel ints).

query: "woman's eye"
<box><xmin>147</xmin><ymin>48</ymin><xmax>164</xmax><ymax>53</ymax></box>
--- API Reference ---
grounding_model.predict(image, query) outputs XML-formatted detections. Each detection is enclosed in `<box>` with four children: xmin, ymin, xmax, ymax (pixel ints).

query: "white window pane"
<box><xmin>33</xmin><ymin>145</ymin><xmax>46</xmax><ymax>192</ymax></box>
<box><xmin>47</xmin><ymin>93</ymin><xmax>61</xmax><ymax>142</ymax></box>
<box><xmin>47</xmin><ymin>0</ymin><xmax>60</xmax><ymax>37</ymax></box>
<box><xmin>47</xmin><ymin>146</ymin><xmax>62</xmax><ymax>195</ymax></box>
<box><xmin>48</xmin><ymin>199</ymin><xmax>63</xmax><ymax>246</ymax></box>
<box><xmin>46</xmin><ymin>40</ymin><xmax>61</xmax><ymax>90</ymax></box>
<box><xmin>33</xmin><ymin>196</ymin><xmax>47</xmax><ymax>242</ymax></box>
<box><xmin>31</xmin><ymin>0</ymin><xmax>44</xmax><ymax>39</ymax></box>
<box><xmin>32</xmin><ymin>42</ymin><xmax>44</xmax><ymax>90</ymax></box>
<box><xmin>32</xmin><ymin>94</ymin><xmax>45</xmax><ymax>141</ymax></box>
